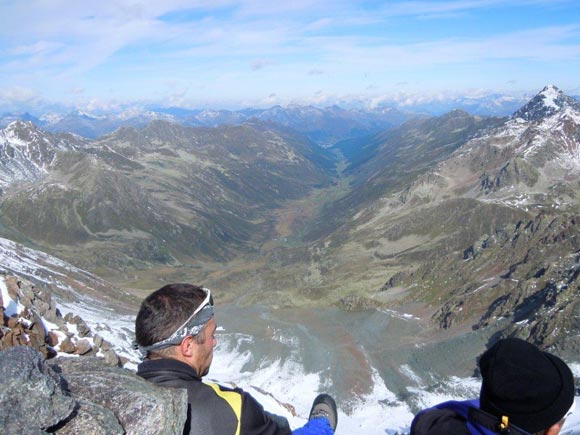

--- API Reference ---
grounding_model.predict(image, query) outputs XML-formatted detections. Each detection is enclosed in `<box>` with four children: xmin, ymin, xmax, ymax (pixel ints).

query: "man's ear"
<box><xmin>543</xmin><ymin>420</ymin><xmax>565</xmax><ymax>435</ymax></box>
<box><xmin>178</xmin><ymin>336</ymin><xmax>195</xmax><ymax>358</ymax></box>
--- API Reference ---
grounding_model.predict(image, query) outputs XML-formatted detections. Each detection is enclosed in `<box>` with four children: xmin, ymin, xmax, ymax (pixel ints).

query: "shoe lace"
<box><xmin>311</xmin><ymin>407</ymin><xmax>331</xmax><ymax>420</ymax></box>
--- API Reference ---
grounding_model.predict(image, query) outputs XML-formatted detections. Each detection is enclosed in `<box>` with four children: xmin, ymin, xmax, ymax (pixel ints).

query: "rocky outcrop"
<box><xmin>338</xmin><ymin>294</ymin><xmax>380</xmax><ymax>311</ymax></box>
<box><xmin>0</xmin><ymin>346</ymin><xmax>187</xmax><ymax>434</ymax></box>
<box><xmin>479</xmin><ymin>158</ymin><xmax>540</xmax><ymax>194</ymax></box>
<box><xmin>0</xmin><ymin>274</ymin><xmax>122</xmax><ymax>365</ymax></box>
<box><xmin>417</xmin><ymin>213</ymin><xmax>580</xmax><ymax>353</ymax></box>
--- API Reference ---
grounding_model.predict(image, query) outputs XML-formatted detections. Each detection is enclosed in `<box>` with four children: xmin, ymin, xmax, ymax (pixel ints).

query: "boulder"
<box><xmin>75</xmin><ymin>339</ymin><xmax>92</xmax><ymax>355</ymax></box>
<box><xmin>55</xmin><ymin>398</ymin><xmax>125</xmax><ymax>435</ymax></box>
<box><xmin>102</xmin><ymin>348</ymin><xmax>121</xmax><ymax>367</ymax></box>
<box><xmin>6</xmin><ymin>316</ymin><xmax>18</xmax><ymax>328</ymax></box>
<box><xmin>93</xmin><ymin>333</ymin><xmax>103</xmax><ymax>349</ymax></box>
<box><xmin>0</xmin><ymin>346</ymin><xmax>76</xmax><ymax>433</ymax></box>
<box><xmin>50</xmin><ymin>356</ymin><xmax>188</xmax><ymax>434</ymax></box>
<box><xmin>59</xmin><ymin>337</ymin><xmax>76</xmax><ymax>354</ymax></box>
<box><xmin>48</xmin><ymin>331</ymin><xmax>60</xmax><ymax>347</ymax></box>
<box><xmin>0</xmin><ymin>347</ymin><xmax>188</xmax><ymax>434</ymax></box>
<box><xmin>76</xmin><ymin>319</ymin><xmax>91</xmax><ymax>337</ymax></box>
<box><xmin>5</xmin><ymin>276</ymin><xmax>21</xmax><ymax>300</ymax></box>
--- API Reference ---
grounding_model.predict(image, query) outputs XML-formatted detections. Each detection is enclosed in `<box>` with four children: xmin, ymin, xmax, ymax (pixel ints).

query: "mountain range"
<box><xmin>1</xmin><ymin>85</ymin><xmax>579</xmax><ymax>354</ymax></box>
<box><xmin>1</xmin><ymin>105</ymin><xmax>412</xmax><ymax>147</ymax></box>
<box><xmin>2</xmin><ymin>90</ymin><xmax>551</xmax><ymax>144</ymax></box>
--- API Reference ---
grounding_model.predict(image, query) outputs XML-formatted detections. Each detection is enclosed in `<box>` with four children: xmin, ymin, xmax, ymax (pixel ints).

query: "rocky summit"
<box><xmin>0</xmin><ymin>86</ymin><xmax>579</xmax><ymax>354</ymax></box>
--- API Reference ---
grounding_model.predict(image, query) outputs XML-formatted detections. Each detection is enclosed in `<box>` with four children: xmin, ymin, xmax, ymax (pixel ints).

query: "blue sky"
<box><xmin>1</xmin><ymin>0</ymin><xmax>580</xmax><ymax>112</ymax></box>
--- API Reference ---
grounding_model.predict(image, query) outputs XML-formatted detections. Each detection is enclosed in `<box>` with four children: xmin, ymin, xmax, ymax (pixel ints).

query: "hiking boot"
<box><xmin>308</xmin><ymin>393</ymin><xmax>338</xmax><ymax>431</ymax></box>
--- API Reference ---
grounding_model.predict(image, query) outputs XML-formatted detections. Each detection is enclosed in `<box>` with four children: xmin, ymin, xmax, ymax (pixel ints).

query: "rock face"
<box><xmin>0</xmin><ymin>346</ymin><xmax>188</xmax><ymax>434</ymax></box>
<box><xmin>50</xmin><ymin>356</ymin><xmax>188</xmax><ymax>435</ymax></box>
<box><xmin>0</xmin><ymin>346</ymin><xmax>75</xmax><ymax>433</ymax></box>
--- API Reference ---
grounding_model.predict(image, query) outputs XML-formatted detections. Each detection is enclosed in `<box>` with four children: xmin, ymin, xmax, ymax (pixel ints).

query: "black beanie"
<box><xmin>479</xmin><ymin>338</ymin><xmax>575</xmax><ymax>434</ymax></box>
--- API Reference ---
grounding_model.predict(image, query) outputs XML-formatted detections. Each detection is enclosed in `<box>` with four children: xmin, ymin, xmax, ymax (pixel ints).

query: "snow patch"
<box><xmin>540</xmin><ymin>85</ymin><xmax>561</xmax><ymax>110</ymax></box>
<box><xmin>0</xmin><ymin>276</ymin><xmax>25</xmax><ymax>317</ymax></box>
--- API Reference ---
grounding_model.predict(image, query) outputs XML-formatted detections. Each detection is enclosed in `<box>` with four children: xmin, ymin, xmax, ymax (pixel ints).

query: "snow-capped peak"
<box><xmin>512</xmin><ymin>85</ymin><xmax>580</xmax><ymax>122</ymax></box>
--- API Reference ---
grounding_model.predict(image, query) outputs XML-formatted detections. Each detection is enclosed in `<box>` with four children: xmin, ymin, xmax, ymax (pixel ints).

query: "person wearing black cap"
<box><xmin>410</xmin><ymin>338</ymin><xmax>576</xmax><ymax>435</ymax></box>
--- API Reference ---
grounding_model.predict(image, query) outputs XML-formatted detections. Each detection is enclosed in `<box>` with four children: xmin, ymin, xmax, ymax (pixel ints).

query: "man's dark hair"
<box><xmin>135</xmin><ymin>283</ymin><xmax>208</xmax><ymax>356</ymax></box>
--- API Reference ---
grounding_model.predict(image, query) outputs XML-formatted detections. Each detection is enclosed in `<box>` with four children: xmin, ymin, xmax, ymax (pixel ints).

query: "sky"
<box><xmin>1</xmin><ymin>0</ymin><xmax>580</xmax><ymax>112</ymax></box>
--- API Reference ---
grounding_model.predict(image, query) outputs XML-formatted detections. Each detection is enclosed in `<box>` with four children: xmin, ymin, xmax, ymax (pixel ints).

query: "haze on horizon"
<box><xmin>1</xmin><ymin>0</ymin><xmax>580</xmax><ymax>113</ymax></box>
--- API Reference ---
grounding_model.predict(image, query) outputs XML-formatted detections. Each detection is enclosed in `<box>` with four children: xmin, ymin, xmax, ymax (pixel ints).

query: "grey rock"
<box><xmin>100</xmin><ymin>339</ymin><xmax>113</xmax><ymax>351</ymax></box>
<box><xmin>50</xmin><ymin>356</ymin><xmax>188</xmax><ymax>435</ymax></box>
<box><xmin>30</xmin><ymin>311</ymin><xmax>47</xmax><ymax>338</ymax></box>
<box><xmin>60</xmin><ymin>336</ymin><xmax>76</xmax><ymax>353</ymax></box>
<box><xmin>55</xmin><ymin>399</ymin><xmax>124</xmax><ymax>435</ymax></box>
<box><xmin>0</xmin><ymin>346</ymin><xmax>76</xmax><ymax>433</ymax></box>
<box><xmin>19</xmin><ymin>282</ymin><xmax>35</xmax><ymax>303</ymax></box>
<box><xmin>34</xmin><ymin>298</ymin><xmax>51</xmax><ymax>317</ymax></box>
<box><xmin>76</xmin><ymin>321</ymin><xmax>91</xmax><ymax>337</ymax></box>
<box><xmin>102</xmin><ymin>348</ymin><xmax>121</xmax><ymax>367</ymax></box>
<box><xmin>93</xmin><ymin>333</ymin><xmax>103</xmax><ymax>349</ymax></box>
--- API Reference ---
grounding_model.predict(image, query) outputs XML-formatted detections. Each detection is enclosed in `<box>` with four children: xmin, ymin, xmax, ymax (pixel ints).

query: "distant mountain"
<box><xmin>399</xmin><ymin>93</ymin><xmax>529</xmax><ymax>117</ymax></box>
<box><xmin>0</xmin><ymin>112</ymin><xmax>42</xmax><ymax>128</ymax></box>
<box><xmin>1</xmin><ymin>105</ymin><xmax>413</xmax><ymax>146</ymax></box>
<box><xmin>253</xmin><ymin>105</ymin><xmax>410</xmax><ymax>147</ymax></box>
<box><xmin>0</xmin><ymin>120</ymin><xmax>335</xmax><ymax>274</ymax></box>
<box><xmin>512</xmin><ymin>85</ymin><xmax>580</xmax><ymax>121</ymax></box>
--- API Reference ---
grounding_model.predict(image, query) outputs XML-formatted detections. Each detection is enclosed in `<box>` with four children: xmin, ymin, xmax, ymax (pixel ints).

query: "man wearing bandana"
<box><xmin>135</xmin><ymin>283</ymin><xmax>337</xmax><ymax>435</ymax></box>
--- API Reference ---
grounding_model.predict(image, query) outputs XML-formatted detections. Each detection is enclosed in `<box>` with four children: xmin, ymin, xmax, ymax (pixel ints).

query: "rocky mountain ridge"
<box><xmin>319</xmin><ymin>85</ymin><xmax>580</xmax><ymax>353</ymax></box>
<box><xmin>0</xmin><ymin>234</ymin><xmax>139</xmax><ymax>359</ymax></box>
<box><xmin>0</xmin><ymin>85</ymin><xmax>579</xmax><ymax>354</ymax></box>
<box><xmin>0</xmin><ymin>120</ymin><xmax>335</xmax><ymax>275</ymax></box>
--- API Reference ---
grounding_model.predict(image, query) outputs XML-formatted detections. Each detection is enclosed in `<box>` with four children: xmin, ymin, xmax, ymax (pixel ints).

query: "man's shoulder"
<box><xmin>411</xmin><ymin>407</ymin><xmax>470</xmax><ymax>435</ymax></box>
<box><xmin>411</xmin><ymin>401</ymin><xmax>476</xmax><ymax>435</ymax></box>
<box><xmin>204</xmin><ymin>382</ymin><xmax>241</xmax><ymax>394</ymax></box>
<box><xmin>138</xmin><ymin>358</ymin><xmax>199</xmax><ymax>375</ymax></box>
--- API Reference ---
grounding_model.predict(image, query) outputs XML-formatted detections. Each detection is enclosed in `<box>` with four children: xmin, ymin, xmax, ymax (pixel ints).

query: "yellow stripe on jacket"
<box><xmin>206</xmin><ymin>383</ymin><xmax>242</xmax><ymax>435</ymax></box>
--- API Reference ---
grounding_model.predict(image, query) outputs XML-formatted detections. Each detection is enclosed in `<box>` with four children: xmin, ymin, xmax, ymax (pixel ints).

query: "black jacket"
<box><xmin>410</xmin><ymin>400</ymin><xmax>533</xmax><ymax>435</ymax></box>
<box><xmin>137</xmin><ymin>359</ymin><xmax>291</xmax><ymax>435</ymax></box>
<box><xmin>411</xmin><ymin>407</ymin><xmax>471</xmax><ymax>435</ymax></box>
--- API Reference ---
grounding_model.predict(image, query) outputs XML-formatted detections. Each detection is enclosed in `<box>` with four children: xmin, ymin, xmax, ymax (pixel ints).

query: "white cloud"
<box><xmin>6</xmin><ymin>41</ymin><xmax>63</xmax><ymax>56</ymax></box>
<box><xmin>0</xmin><ymin>1</ymin><xmax>578</xmax><ymax>108</ymax></box>
<box><xmin>0</xmin><ymin>87</ymin><xmax>41</xmax><ymax>105</ymax></box>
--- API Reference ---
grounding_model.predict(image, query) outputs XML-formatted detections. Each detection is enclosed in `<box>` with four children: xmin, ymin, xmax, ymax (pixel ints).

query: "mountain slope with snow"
<box><xmin>0</xmin><ymin>121</ymin><xmax>88</xmax><ymax>187</ymax></box>
<box><xmin>310</xmin><ymin>86</ymin><xmax>580</xmax><ymax>351</ymax></box>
